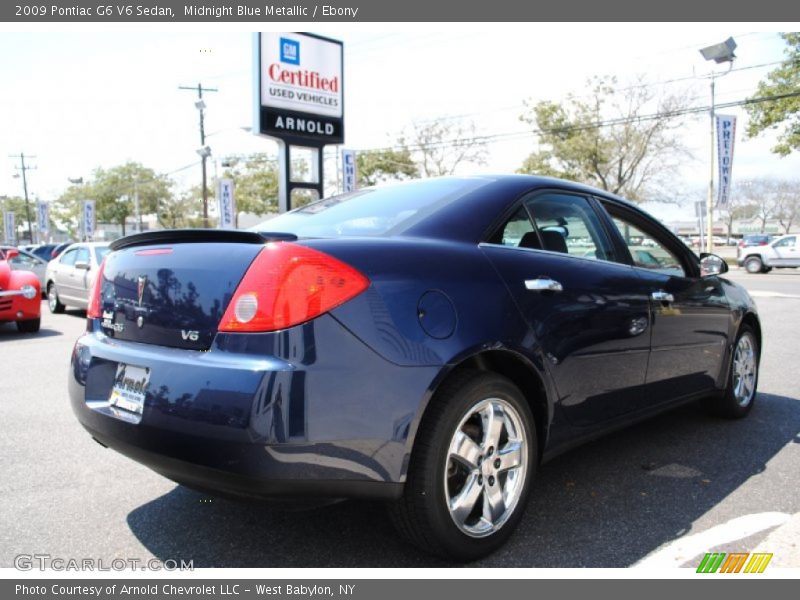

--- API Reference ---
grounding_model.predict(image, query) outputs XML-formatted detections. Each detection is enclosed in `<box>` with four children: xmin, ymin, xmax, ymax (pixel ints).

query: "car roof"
<box><xmin>394</xmin><ymin>174</ymin><xmax>657</xmax><ymax>243</ymax></box>
<box><xmin>61</xmin><ymin>241</ymin><xmax>110</xmax><ymax>249</ymax></box>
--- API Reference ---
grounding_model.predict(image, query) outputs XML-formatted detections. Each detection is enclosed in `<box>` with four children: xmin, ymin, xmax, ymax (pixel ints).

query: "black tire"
<box><xmin>744</xmin><ymin>256</ymin><xmax>764</xmax><ymax>274</ymax></box>
<box><xmin>16</xmin><ymin>318</ymin><xmax>40</xmax><ymax>333</ymax></box>
<box><xmin>47</xmin><ymin>283</ymin><xmax>65</xmax><ymax>314</ymax></box>
<box><xmin>389</xmin><ymin>370</ymin><xmax>537</xmax><ymax>561</ymax></box>
<box><xmin>709</xmin><ymin>325</ymin><xmax>759</xmax><ymax>419</ymax></box>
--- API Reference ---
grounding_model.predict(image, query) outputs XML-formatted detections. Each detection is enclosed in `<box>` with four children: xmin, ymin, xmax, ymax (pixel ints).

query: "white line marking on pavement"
<box><xmin>634</xmin><ymin>512</ymin><xmax>791</xmax><ymax>569</ymax></box>
<box><xmin>748</xmin><ymin>291</ymin><xmax>800</xmax><ymax>298</ymax></box>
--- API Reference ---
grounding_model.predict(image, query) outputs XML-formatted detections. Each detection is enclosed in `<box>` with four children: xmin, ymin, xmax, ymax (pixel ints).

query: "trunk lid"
<box><xmin>98</xmin><ymin>232</ymin><xmax>276</xmax><ymax>350</ymax></box>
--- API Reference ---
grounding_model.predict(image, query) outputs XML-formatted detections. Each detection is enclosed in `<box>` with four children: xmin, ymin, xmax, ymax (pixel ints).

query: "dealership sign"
<box><xmin>83</xmin><ymin>200</ymin><xmax>96</xmax><ymax>240</ymax></box>
<box><xmin>217</xmin><ymin>179</ymin><xmax>236</xmax><ymax>230</ymax></box>
<box><xmin>342</xmin><ymin>149</ymin><xmax>357</xmax><ymax>192</ymax></box>
<box><xmin>255</xmin><ymin>32</ymin><xmax>344</xmax><ymax>144</ymax></box>
<box><xmin>716</xmin><ymin>114</ymin><xmax>736</xmax><ymax>208</ymax></box>
<box><xmin>3</xmin><ymin>211</ymin><xmax>15</xmax><ymax>244</ymax></box>
<box><xmin>37</xmin><ymin>201</ymin><xmax>49</xmax><ymax>239</ymax></box>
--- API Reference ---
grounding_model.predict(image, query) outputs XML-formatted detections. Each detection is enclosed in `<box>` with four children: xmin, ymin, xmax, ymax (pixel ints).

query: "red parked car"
<box><xmin>0</xmin><ymin>248</ymin><xmax>41</xmax><ymax>333</ymax></box>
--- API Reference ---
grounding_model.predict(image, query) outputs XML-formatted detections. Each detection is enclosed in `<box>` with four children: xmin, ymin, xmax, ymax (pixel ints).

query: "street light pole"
<box><xmin>706</xmin><ymin>74</ymin><xmax>716</xmax><ymax>255</ymax></box>
<box><xmin>9</xmin><ymin>152</ymin><xmax>36</xmax><ymax>243</ymax></box>
<box><xmin>699</xmin><ymin>36</ymin><xmax>737</xmax><ymax>255</ymax></box>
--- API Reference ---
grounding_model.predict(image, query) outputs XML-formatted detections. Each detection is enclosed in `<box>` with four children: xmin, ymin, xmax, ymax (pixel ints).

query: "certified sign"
<box><xmin>256</xmin><ymin>32</ymin><xmax>344</xmax><ymax>144</ymax></box>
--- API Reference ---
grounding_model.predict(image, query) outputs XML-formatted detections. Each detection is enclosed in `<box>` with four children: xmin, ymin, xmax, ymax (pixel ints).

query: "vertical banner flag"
<box><xmin>83</xmin><ymin>200</ymin><xmax>96</xmax><ymax>240</ymax></box>
<box><xmin>716</xmin><ymin>114</ymin><xmax>736</xmax><ymax>207</ymax></box>
<box><xmin>37</xmin><ymin>201</ymin><xmax>49</xmax><ymax>241</ymax></box>
<box><xmin>217</xmin><ymin>179</ymin><xmax>236</xmax><ymax>230</ymax></box>
<box><xmin>3</xmin><ymin>211</ymin><xmax>15</xmax><ymax>244</ymax></box>
<box><xmin>341</xmin><ymin>149</ymin><xmax>357</xmax><ymax>193</ymax></box>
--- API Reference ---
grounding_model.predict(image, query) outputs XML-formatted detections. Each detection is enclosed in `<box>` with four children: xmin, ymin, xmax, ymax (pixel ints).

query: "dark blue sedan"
<box><xmin>69</xmin><ymin>175</ymin><xmax>761</xmax><ymax>560</ymax></box>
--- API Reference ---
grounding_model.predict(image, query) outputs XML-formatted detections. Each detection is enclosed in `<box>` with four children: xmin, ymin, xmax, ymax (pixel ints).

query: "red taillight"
<box><xmin>218</xmin><ymin>242</ymin><xmax>369</xmax><ymax>333</ymax></box>
<box><xmin>86</xmin><ymin>258</ymin><xmax>107</xmax><ymax>319</ymax></box>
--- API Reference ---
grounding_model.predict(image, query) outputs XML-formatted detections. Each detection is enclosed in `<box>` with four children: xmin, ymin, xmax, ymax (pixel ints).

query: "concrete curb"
<box><xmin>754</xmin><ymin>512</ymin><xmax>800</xmax><ymax>568</ymax></box>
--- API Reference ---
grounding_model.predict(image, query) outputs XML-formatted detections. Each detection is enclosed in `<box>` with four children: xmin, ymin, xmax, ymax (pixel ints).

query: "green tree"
<box><xmin>219</xmin><ymin>154</ymin><xmax>279</xmax><ymax>215</ymax></box>
<box><xmin>518</xmin><ymin>76</ymin><xmax>691</xmax><ymax>202</ymax></box>
<box><xmin>746</xmin><ymin>33</ymin><xmax>800</xmax><ymax>156</ymax></box>
<box><xmin>92</xmin><ymin>162</ymin><xmax>172</xmax><ymax>234</ymax></box>
<box><xmin>158</xmin><ymin>189</ymin><xmax>198</xmax><ymax>229</ymax></box>
<box><xmin>356</xmin><ymin>148</ymin><xmax>418</xmax><ymax>186</ymax></box>
<box><xmin>53</xmin><ymin>162</ymin><xmax>173</xmax><ymax>236</ymax></box>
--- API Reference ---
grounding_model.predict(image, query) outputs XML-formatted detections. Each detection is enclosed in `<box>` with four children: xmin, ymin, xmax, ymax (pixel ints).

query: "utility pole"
<box><xmin>9</xmin><ymin>152</ymin><xmax>36</xmax><ymax>243</ymax></box>
<box><xmin>179</xmin><ymin>83</ymin><xmax>218</xmax><ymax>228</ymax></box>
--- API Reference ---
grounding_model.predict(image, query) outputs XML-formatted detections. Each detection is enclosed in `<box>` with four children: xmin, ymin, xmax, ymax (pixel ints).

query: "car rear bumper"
<box><xmin>69</xmin><ymin>314</ymin><xmax>440</xmax><ymax>500</ymax></box>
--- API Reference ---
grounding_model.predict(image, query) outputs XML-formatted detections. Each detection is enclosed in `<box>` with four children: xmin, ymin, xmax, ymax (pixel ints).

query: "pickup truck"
<box><xmin>737</xmin><ymin>234</ymin><xmax>799</xmax><ymax>273</ymax></box>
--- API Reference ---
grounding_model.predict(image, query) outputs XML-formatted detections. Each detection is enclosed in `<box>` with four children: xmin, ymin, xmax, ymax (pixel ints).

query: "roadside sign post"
<box><xmin>3</xmin><ymin>211</ymin><xmax>15</xmax><ymax>245</ymax></box>
<box><xmin>36</xmin><ymin>201</ymin><xmax>49</xmax><ymax>244</ymax></box>
<box><xmin>83</xmin><ymin>200</ymin><xmax>95</xmax><ymax>241</ymax></box>
<box><xmin>217</xmin><ymin>179</ymin><xmax>236</xmax><ymax>229</ymax></box>
<box><xmin>342</xmin><ymin>149</ymin><xmax>357</xmax><ymax>193</ymax></box>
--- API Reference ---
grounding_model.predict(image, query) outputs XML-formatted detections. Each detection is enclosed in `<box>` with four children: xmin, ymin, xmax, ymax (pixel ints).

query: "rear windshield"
<box><xmin>252</xmin><ymin>178</ymin><xmax>488</xmax><ymax>238</ymax></box>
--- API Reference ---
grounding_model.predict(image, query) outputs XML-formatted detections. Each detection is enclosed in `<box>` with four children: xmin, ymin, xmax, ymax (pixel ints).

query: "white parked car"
<box><xmin>737</xmin><ymin>234</ymin><xmax>799</xmax><ymax>273</ymax></box>
<box><xmin>45</xmin><ymin>242</ymin><xmax>110</xmax><ymax>312</ymax></box>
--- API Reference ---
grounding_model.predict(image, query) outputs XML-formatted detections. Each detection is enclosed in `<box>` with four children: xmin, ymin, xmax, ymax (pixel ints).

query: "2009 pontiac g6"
<box><xmin>70</xmin><ymin>176</ymin><xmax>761</xmax><ymax>560</ymax></box>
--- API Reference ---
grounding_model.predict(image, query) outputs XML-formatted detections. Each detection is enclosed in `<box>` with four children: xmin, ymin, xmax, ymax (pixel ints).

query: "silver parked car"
<box><xmin>45</xmin><ymin>242</ymin><xmax>110</xmax><ymax>312</ymax></box>
<box><xmin>737</xmin><ymin>234</ymin><xmax>799</xmax><ymax>273</ymax></box>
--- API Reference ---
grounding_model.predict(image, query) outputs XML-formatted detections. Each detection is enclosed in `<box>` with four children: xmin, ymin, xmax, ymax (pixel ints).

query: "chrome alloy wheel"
<box><xmin>444</xmin><ymin>397</ymin><xmax>528</xmax><ymax>538</ymax></box>
<box><xmin>732</xmin><ymin>333</ymin><xmax>757</xmax><ymax>407</ymax></box>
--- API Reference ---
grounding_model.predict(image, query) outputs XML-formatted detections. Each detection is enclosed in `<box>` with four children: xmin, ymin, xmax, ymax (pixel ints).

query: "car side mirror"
<box><xmin>75</xmin><ymin>261</ymin><xmax>91</xmax><ymax>270</ymax></box>
<box><xmin>5</xmin><ymin>249</ymin><xmax>19</xmax><ymax>260</ymax></box>
<box><xmin>700</xmin><ymin>253</ymin><xmax>728</xmax><ymax>277</ymax></box>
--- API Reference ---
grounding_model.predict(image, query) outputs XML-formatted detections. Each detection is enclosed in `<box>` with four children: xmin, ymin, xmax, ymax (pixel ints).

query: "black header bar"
<box><xmin>4</xmin><ymin>0</ymin><xmax>800</xmax><ymax>22</ymax></box>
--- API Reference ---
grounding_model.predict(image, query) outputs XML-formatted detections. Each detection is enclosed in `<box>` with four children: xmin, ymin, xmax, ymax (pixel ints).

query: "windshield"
<box><xmin>251</xmin><ymin>178</ymin><xmax>488</xmax><ymax>238</ymax></box>
<box><xmin>95</xmin><ymin>247</ymin><xmax>110</xmax><ymax>263</ymax></box>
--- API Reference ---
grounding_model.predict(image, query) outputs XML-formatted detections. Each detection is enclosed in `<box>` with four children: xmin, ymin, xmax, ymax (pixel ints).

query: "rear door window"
<box><xmin>523</xmin><ymin>192</ymin><xmax>615</xmax><ymax>261</ymax></box>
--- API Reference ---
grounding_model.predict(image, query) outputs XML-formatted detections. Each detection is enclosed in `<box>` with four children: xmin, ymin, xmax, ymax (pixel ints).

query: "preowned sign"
<box><xmin>256</xmin><ymin>32</ymin><xmax>344</xmax><ymax>144</ymax></box>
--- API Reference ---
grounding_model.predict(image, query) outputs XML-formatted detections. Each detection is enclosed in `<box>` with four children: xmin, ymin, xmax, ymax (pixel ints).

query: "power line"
<box><xmin>354</xmin><ymin>91</ymin><xmax>800</xmax><ymax>154</ymax></box>
<box><xmin>399</xmin><ymin>60</ymin><xmax>786</xmax><ymax>129</ymax></box>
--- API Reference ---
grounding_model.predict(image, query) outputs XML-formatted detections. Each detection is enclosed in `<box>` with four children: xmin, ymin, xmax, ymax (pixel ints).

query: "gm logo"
<box><xmin>696</xmin><ymin>552</ymin><xmax>773</xmax><ymax>573</ymax></box>
<box><xmin>280</xmin><ymin>37</ymin><xmax>300</xmax><ymax>65</ymax></box>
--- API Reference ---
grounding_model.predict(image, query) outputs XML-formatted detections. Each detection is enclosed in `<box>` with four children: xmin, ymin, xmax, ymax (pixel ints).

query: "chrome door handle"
<box><xmin>651</xmin><ymin>291</ymin><xmax>674</xmax><ymax>303</ymax></box>
<box><xmin>525</xmin><ymin>278</ymin><xmax>563</xmax><ymax>292</ymax></box>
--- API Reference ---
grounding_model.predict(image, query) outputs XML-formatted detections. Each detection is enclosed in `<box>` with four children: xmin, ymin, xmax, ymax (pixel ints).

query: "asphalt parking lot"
<box><xmin>1</xmin><ymin>267</ymin><xmax>798</xmax><ymax>568</ymax></box>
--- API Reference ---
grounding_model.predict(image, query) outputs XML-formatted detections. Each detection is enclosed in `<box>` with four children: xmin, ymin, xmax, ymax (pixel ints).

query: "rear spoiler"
<box><xmin>109</xmin><ymin>229</ymin><xmax>298</xmax><ymax>251</ymax></box>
